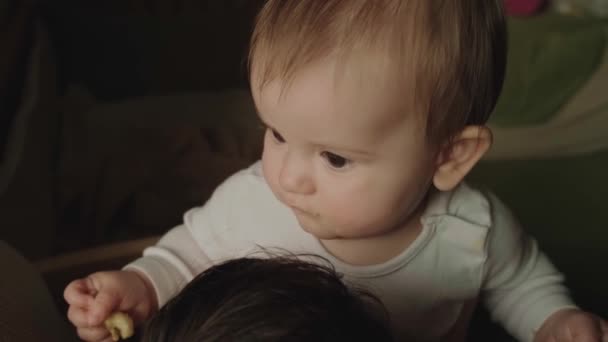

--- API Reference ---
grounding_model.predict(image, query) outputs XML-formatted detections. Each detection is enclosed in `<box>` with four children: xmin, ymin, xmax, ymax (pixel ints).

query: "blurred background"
<box><xmin>0</xmin><ymin>0</ymin><xmax>607</xmax><ymax>341</ymax></box>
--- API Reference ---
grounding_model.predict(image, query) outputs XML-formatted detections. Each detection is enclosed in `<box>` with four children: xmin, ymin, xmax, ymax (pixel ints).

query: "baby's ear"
<box><xmin>433</xmin><ymin>126</ymin><xmax>492</xmax><ymax>191</ymax></box>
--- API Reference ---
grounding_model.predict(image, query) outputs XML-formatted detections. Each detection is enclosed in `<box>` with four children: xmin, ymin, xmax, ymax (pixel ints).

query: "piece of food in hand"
<box><xmin>104</xmin><ymin>312</ymin><xmax>134</xmax><ymax>341</ymax></box>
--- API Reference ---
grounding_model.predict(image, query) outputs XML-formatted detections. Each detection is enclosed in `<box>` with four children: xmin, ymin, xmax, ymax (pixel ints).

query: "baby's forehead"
<box><xmin>253</xmin><ymin>57</ymin><xmax>425</xmax><ymax>144</ymax></box>
<box><xmin>252</xmin><ymin>53</ymin><xmax>423</xmax><ymax>122</ymax></box>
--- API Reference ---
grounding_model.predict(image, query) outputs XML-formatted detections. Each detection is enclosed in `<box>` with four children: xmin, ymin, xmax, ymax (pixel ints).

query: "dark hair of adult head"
<box><xmin>141</xmin><ymin>256</ymin><xmax>393</xmax><ymax>342</ymax></box>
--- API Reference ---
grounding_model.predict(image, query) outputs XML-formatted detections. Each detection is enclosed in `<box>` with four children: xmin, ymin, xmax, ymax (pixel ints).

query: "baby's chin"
<box><xmin>298</xmin><ymin>219</ymin><xmax>340</xmax><ymax>240</ymax></box>
<box><xmin>299</xmin><ymin>220</ymin><xmax>371</xmax><ymax>241</ymax></box>
<box><xmin>292</xmin><ymin>209</ymin><xmax>379</xmax><ymax>240</ymax></box>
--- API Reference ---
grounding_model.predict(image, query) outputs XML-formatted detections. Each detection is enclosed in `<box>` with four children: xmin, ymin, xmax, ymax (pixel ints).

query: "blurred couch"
<box><xmin>0</xmin><ymin>241</ymin><xmax>78</xmax><ymax>341</ymax></box>
<box><xmin>1</xmin><ymin>0</ymin><xmax>265</xmax><ymax>260</ymax></box>
<box><xmin>0</xmin><ymin>0</ymin><xmax>59</xmax><ymax>260</ymax></box>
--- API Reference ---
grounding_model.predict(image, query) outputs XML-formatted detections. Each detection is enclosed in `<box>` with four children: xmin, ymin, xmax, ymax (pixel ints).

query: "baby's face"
<box><xmin>252</xmin><ymin>57</ymin><xmax>437</xmax><ymax>240</ymax></box>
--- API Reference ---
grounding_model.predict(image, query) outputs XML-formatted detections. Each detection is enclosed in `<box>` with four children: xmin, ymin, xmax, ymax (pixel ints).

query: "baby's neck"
<box><xmin>320</xmin><ymin>211</ymin><xmax>424</xmax><ymax>267</ymax></box>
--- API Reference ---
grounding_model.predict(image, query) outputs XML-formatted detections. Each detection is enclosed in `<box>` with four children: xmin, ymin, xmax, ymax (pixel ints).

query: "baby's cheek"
<box><xmin>326</xmin><ymin>201</ymin><xmax>356</xmax><ymax>223</ymax></box>
<box><xmin>327</xmin><ymin>196</ymin><xmax>385</xmax><ymax>236</ymax></box>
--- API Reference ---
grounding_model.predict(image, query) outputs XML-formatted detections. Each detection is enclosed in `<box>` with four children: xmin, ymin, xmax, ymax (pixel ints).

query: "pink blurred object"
<box><xmin>504</xmin><ymin>0</ymin><xmax>546</xmax><ymax>16</ymax></box>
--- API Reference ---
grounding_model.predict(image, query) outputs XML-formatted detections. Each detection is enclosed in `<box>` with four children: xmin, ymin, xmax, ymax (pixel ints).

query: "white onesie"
<box><xmin>127</xmin><ymin>162</ymin><xmax>575</xmax><ymax>341</ymax></box>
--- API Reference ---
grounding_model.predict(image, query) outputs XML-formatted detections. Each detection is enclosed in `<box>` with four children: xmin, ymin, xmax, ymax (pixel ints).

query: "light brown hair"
<box><xmin>249</xmin><ymin>0</ymin><xmax>507</xmax><ymax>144</ymax></box>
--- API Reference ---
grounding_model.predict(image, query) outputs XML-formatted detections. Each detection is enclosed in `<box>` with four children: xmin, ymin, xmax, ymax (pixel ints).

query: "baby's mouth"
<box><xmin>277</xmin><ymin>193</ymin><xmax>318</xmax><ymax>217</ymax></box>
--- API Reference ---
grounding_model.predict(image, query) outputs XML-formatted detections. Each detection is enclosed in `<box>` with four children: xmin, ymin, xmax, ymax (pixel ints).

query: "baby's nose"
<box><xmin>279</xmin><ymin>152</ymin><xmax>315</xmax><ymax>195</ymax></box>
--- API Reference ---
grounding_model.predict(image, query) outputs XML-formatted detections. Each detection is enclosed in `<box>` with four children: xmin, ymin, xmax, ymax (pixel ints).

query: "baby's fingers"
<box><xmin>64</xmin><ymin>278</ymin><xmax>96</xmax><ymax>307</ymax></box>
<box><xmin>88</xmin><ymin>291</ymin><xmax>120</xmax><ymax>326</ymax></box>
<box><xmin>76</xmin><ymin>325</ymin><xmax>113</xmax><ymax>342</ymax></box>
<box><xmin>67</xmin><ymin>305</ymin><xmax>93</xmax><ymax>327</ymax></box>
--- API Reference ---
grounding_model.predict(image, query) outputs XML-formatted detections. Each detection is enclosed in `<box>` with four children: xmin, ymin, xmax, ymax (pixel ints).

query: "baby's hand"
<box><xmin>63</xmin><ymin>270</ymin><xmax>157</xmax><ymax>342</ymax></box>
<box><xmin>535</xmin><ymin>308</ymin><xmax>608</xmax><ymax>342</ymax></box>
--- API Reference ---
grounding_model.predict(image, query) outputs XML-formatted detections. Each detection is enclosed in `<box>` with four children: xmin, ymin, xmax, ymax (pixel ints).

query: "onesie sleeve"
<box><xmin>481</xmin><ymin>193</ymin><xmax>577</xmax><ymax>342</ymax></box>
<box><xmin>123</xmin><ymin>168</ymin><xmax>245</xmax><ymax>307</ymax></box>
<box><xmin>124</xmin><ymin>225</ymin><xmax>213</xmax><ymax>307</ymax></box>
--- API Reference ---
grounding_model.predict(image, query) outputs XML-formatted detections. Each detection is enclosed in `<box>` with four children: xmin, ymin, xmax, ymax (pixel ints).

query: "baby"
<box><xmin>64</xmin><ymin>1</ymin><xmax>608</xmax><ymax>341</ymax></box>
<box><xmin>140</xmin><ymin>255</ymin><xmax>393</xmax><ymax>342</ymax></box>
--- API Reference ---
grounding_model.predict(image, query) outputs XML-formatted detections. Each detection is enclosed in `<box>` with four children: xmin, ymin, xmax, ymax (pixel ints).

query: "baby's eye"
<box><xmin>321</xmin><ymin>151</ymin><xmax>351</xmax><ymax>169</ymax></box>
<box><xmin>270</xmin><ymin>129</ymin><xmax>286</xmax><ymax>144</ymax></box>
